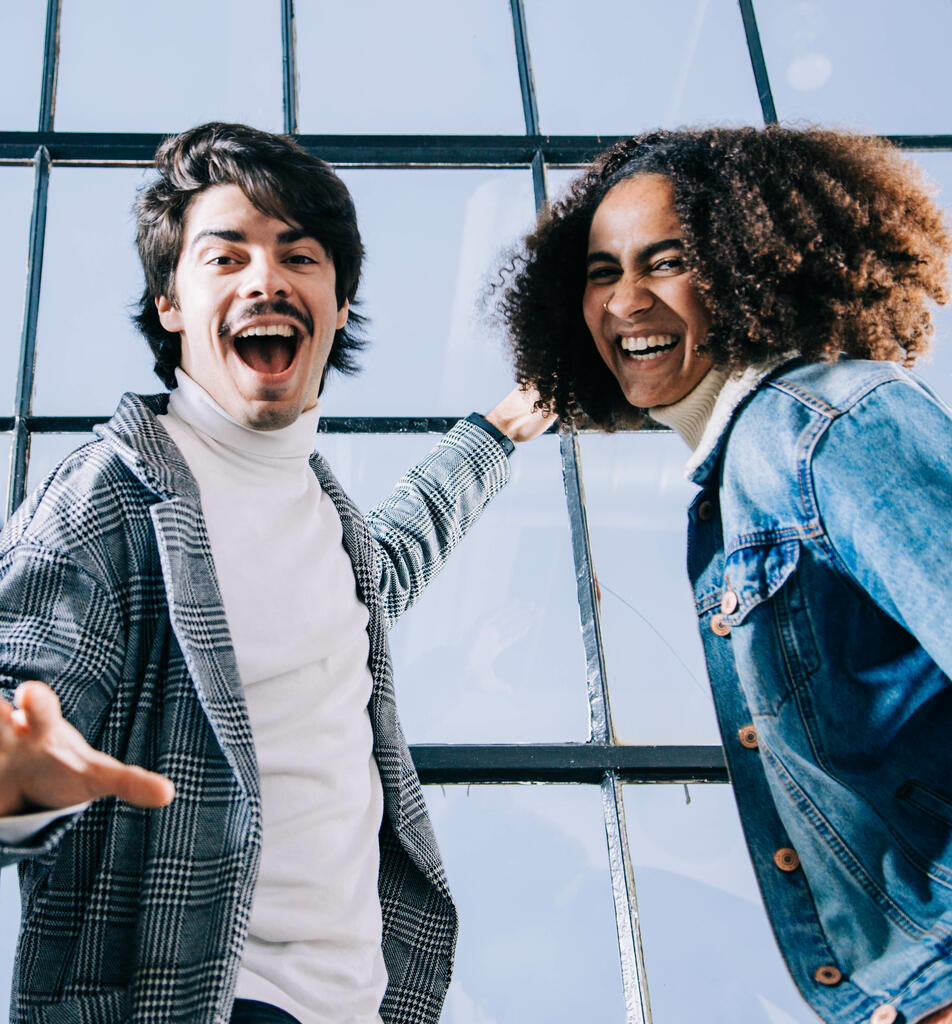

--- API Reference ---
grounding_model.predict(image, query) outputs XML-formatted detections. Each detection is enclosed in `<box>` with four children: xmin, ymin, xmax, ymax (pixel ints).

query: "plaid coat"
<box><xmin>0</xmin><ymin>392</ymin><xmax>511</xmax><ymax>1024</ymax></box>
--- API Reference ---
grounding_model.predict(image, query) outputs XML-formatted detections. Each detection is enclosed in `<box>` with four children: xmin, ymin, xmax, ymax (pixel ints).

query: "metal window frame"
<box><xmin>3</xmin><ymin>2</ymin><xmax>952</xmax><ymax>1020</ymax></box>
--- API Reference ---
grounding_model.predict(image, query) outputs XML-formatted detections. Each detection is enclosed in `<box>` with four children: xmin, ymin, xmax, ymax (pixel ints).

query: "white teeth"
<box><xmin>619</xmin><ymin>333</ymin><xmax>677</xmax><ymax>353</ymax></box>
<box><xmin>235</xmin><ymin>324</ymin><xmax>296</xmax><ymax>339</ymax></box>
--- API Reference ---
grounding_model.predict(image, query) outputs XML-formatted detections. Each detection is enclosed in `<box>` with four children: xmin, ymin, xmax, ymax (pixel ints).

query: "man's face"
<box><xmin>156</xmin><ymin>183</ymin><xmax>349</xmax><ymax>431</ymax></box>
<box><xmin>582</xmin><ymin>173</ymin><xmax>712</xmax><ymax>410</ymax></box>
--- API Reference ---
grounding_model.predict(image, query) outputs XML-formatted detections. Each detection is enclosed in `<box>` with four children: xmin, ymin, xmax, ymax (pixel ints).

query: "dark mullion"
<box><xmin>281</xmin><ymin>0</ymin><xmax>298</xmax><ymax>135</ymax></box>
<box><xmin>1</xmin><ymin>133</ymin><xmax>950</xmax><ymax>166</ymax></box>
<box><xmin>738</xmin><ymin>0</ymin><xmax>778</xmax><ymax>125</ymax></box>
<box><xmin>37</xmin><ymin>0</ymin><xmax>61</xmax><ymax>132</ymax></box>
<box><xmin>410</xmin><ymin>743</ymin><xmax>727</xmax><ymax>784</ymax></box>
<box><xmin>8</xmin><ymin>149</ymin><xmax>51</xmax><ymax>520</ymax></box>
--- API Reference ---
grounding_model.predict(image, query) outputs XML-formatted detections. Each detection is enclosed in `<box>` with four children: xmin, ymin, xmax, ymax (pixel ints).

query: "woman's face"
<box><xmin>583</xmin><ymin>173</ymin><xmax>713</xmax><ymax>410</ymax></box>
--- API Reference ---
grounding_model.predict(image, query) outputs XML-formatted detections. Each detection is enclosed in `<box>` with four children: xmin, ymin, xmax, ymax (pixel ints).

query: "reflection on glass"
<box><xmin>623</xmin><ymin>784</ymin><xmax>814</xmax><ymax>1023</ymax></box>
<box><xmin>0</xmin><ymin>435</ymin><xmax>11</xmax><ymax>519</ymax></box>
<box><xmin>330</xmin><ymin>169</ymin><xmax>536</xmax><ymax>416</ymax></box>
<box><xmin>55</xmin><ymin>0</ymin><xmax>282</xmax><ymax>131</ymax></box>
<box><xmin>757</xmin><ymin>0</ymin><xmax>952</xmax><ymax>133</ymax></box>
<box><xmin>427</xmin><ymin>784</ymin><xmax>624</xmax><ymax>1023</ymax></box>
<box><xmin>297</xmin><ymin>0</ymin><xmax>523</xmax><ymax>134</ymax></box>
<box><xmin>316</xmin><ymin>432</ymin><xmax>588</xmax><ymax>742</ymax></box>
<box><xmin>0</xmin><ymin>168</ymin><xmax>34</xmax><ymax>416</ymax></box>
<box><xmin>33</xmin><ymin>168</ymin><xmax>160</xmax><ymax>416</ymax></box>
<box><xmin>524</xmin><ymin>0</ymin><xmax>762</xmax><ymax>134</ymax></box>
<box><xmin>0</xmin><ymin>4</ymin><xmax>46</xmax><ymax>129</ymax></box>
<box><xmin>908</xmin><ymin>152</ymin><xmax>952</xmax><ymax>406</ymax></box>
<box><xmin>26</xmin><ymin>434</ymin><xmax>96</xmax><ymax>496</ymax></box>
<box><xmin>580</xmin><ymin>432</ymin><xmax>718</xmax><ymax>744</ymax></box>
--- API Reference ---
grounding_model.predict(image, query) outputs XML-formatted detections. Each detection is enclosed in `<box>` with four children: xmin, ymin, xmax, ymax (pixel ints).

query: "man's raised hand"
<box><xmin>0</xmin><ymin>681</ymin><xmax>175</xmax><ymax>818</ymax></box>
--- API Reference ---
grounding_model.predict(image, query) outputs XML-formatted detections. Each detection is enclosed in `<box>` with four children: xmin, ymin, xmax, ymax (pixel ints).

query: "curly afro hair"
<box><xmin>495</xmin><ymin>126</ymin><xmax>951</xmax><ymax>428</ymax></box>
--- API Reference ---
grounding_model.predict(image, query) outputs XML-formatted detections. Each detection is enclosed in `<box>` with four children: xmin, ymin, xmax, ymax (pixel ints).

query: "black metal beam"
<box><xmin>281</xmin><ymin>0</ymin><xmax>298</xmax><ymax>136</ymax></box>
<box><xmin>410</xmin><ymin>743</ymin><xmax>728</xmax><ymax>784</ymax></box>
<box><xmin>738</xmin><ymin>0</ymin><xmax>777</xmax><ymax>125</ymax></box>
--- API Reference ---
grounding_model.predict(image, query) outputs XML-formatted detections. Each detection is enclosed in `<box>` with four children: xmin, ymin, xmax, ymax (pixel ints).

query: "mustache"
<box><xmin>220</xmin><ymin>300</ymin><xmax>313</xmax><ymax>338</ymax></box>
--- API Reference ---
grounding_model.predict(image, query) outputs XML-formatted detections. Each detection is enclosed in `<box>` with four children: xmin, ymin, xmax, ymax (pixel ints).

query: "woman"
<box><xmin>498</xmin><ymin>127</ymin><xmax>952</xmax><ymax>1024</ymax></box>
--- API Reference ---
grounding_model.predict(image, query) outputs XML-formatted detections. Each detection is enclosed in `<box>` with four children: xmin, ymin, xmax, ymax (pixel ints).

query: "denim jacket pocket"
<box><xmin>720</xmin><ymin>538</ymin><xmax>821</xmax><ymax>703</ymax></box>
<box><xmin>894</xmin><ymin>779</ymin><xmax>952</xmax><ymax>888</ymax></box>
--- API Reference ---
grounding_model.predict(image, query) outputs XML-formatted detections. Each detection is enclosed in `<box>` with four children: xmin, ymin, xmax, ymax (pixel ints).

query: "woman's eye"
<box><xmin>652</xmin><ymin>256</ymin><xmax>684</xmax><ymax>274</ymax></box>
<box><xmin>587</xmin><ymin>265</ymin><xmax>619</xmax><ymax>282</ymax></box>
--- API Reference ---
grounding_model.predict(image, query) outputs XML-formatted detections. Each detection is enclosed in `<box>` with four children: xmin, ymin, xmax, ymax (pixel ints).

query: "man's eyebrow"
<box><xmin>586</xmin><ymin>238</ymin><xmax>683</xmax><ymax>266</ymax></box>
<box><xmin>189</xmin><ymin>228</ymin><xmax>245</xmax><ymax>249</ymax></box>
<box><xmin>276</xmin><ymin>228</ymin><xmax>315</xmax><ymax>245</ymax></box>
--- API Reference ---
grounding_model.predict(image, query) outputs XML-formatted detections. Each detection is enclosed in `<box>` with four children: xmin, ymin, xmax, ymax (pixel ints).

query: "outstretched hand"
<box><xmin>0</xmin><ymin>681</ymin><xmax>175</xmax><ymax>818</ymax></box>
<box><xmin>484</xmin><ymin>386</ymin><xmax>557</xmax><ymax>443</ymax></box>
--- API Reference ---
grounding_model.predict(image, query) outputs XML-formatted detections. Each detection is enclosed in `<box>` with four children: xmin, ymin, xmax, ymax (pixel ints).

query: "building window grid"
<box><xmin>1</xmin><ymin>1</ymin><xmax>950</xmax><ymax>1020</ymax></box>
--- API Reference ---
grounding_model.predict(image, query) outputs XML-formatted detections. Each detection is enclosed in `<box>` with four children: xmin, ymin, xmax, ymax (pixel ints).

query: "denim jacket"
<box><xmin>688</xmin><ymin>359</ymin><xmax>952</xmax><ymax>1024</ymax></box>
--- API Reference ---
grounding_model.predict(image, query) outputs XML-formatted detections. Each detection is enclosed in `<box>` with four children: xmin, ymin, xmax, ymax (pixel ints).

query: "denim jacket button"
<box><xmin>869</xmin><ymin>1006</ymin><xmax>898</xmax><ymax>1024</ymax></box>
<box><xmin>774</xmin><ymin>847</ymin><xmax>800</xmax><ymax>871</ymax></box>
<box><xmin>814</xmin><ymin>965</ymin><xmax>843</xmax><ymax>986</ymax></box>
<box><xmin>710</xmin><ymin>614</ymin><xmax>731</xmax><ymax>637</ymax></box>
<box><xmin>720</xmin><ymin>588</ymin><xmax>739</xmax><ymax>614</ymax></box>
<box><xmin>738</xmin><ymin>724</ymin><xmax>759</xmax><ymax>749</ymax></box>
<box><xmin>698</xmin><ymin>499</ymin><xmax>715</xmax><ymax>521</ymax></box>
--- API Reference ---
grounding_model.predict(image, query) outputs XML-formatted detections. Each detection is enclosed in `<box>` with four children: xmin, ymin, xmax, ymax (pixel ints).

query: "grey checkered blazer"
<box><xmin>0</xmin><ymin>392</ymin><xmax>511</xmax><ymax>1024</ymax></box>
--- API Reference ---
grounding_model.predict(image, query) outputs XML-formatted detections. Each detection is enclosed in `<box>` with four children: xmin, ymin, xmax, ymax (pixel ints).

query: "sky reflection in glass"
<box><xmin>55</xmin><ymin>0</ymin><xmax>282</xmax><ymax>132</ymax></box>
<box><xmin>428</xmin><ymin>784</ymin><xmax>625</xmax><ymax>1023</ymax></box>
<box><xmin>524</xmin><ymin>0</ymin><xmax>762</xmax><ymax>134</ymax></box>
<box><xmin>0</xmin><ymin>168</ymin><xmax>34</xmax><ymax>416</ymax></box>
<box><xmin>297</xmin><ymin>0</ymin><xmax>524</xmax><ymax>134</ymax></box>
<box><xmin>316</xmin><ymin>433</ymin><xmax>589</xmax><ymax>742</ymax></box>
<box><xmin>0</xmin><ymin>4</ymin><xmax>46</xmax><ymax>130</ymax></box>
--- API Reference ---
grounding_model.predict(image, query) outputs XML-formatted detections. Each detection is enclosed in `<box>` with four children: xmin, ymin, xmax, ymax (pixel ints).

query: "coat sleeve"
<box><xmin>810</xmin><ymin>376</ymin><xmax>952</xmax><ymax>680</ymax></box>
<box><xmin>0</xmin><ymin>537</ymin><xmax>125</xmax><ymax>865</ymax></box>
<box><xmin>365</xmin><ymin>418</ymin><xmax>512</xmax><ymax>628</ymax></box>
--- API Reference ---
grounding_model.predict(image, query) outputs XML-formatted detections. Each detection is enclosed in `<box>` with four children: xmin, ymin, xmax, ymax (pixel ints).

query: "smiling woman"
<box><xmin>495</xmin><ymin>125</ymin><xmax>952</xmax><ymax>1024</ymax></box>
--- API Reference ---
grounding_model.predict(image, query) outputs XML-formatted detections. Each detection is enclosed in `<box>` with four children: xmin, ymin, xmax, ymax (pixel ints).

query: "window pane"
<box><xmin>757</xmin><ymin>0</ymin><xmax>952</xmax><ymax>133</ymax></box>
<box><xmin>524</xmin><ymin>0</ymin><xmax>763</xmax><ymax>134</ymax></box>
<box><xmin>317</xmin><ymin>433</ymin><xmax>589</xmax><ymax>742</ymax></box>
<box><xmin>328</xmin><ymin>169</ymin><xmax>535</xmax><ymax>416</ymax></box>
<box><xmin>55</xmin><ymin>0</ymin><xmax>282</xmax><ymax>132</ymax></box>
<box><xmin>0</xmin><ymin>435</ymin><xmax>11</xmax><ymax>518</ymax></box>
<box><xmin>428</xmin><ymin>784</ymin><xmax>625</xmax><ymax>1022</ymax></box>
<box><xmin>580</xmin><ymin>432</ymin><xmax>719</xmax><ymax>745</ymax></box>
<box><xmin>0</xmin><ymin>4</ymin><xmax>46</xmax><ymax>129</ymax></box>
<box><xmin>297</xmin><ymin>0</ymin><xmax>524</xmax><ymax>133</ymax></box>
<box><xmin>909</xmin><ymin>152</ymin><xmax>952</xmax><ymax>406</ymax></box>
<box><xmin>0</xmin><ymin>167</ymin><xmax>35</xmax><ymax>416</ymax></box>
<box><xmin>33</xmin><ymin>169</ymin><xmax>160</xmax><ymax>416</ymax></box>
<box><xmin>27</xmin><ymin>433</ymin><xmax>96</xmax><ymax>495</ymax></box>
<box><xmin>624</xmin><ymin>784</ymin><xmax>814</xmax><ymax>1023</ymax></box>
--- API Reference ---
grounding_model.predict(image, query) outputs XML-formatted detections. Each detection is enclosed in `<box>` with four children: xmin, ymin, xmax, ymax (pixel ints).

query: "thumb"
<box><xmin>13</xmin><ymin>681</ymin><xmax>62</xmax><ymax>737</ymax></box>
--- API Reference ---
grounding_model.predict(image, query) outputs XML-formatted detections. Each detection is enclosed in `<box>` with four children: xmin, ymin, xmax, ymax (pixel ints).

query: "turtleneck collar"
<box><xmin>167</xmin><ymin>368</ymin><xmax>320</xmax><ymax>464</ymax></box>
<box><xmin>647</xmin><ymin>367</ymin><xmax>729</xmax><ymax>451</ymax></box>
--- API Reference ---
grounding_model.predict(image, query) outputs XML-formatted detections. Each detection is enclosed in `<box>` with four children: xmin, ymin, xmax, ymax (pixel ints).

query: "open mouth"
<box><xmin>234</xmin><ymin>324</ymin><xmax>301</xmax><ymax>375</ymax></box>
<box><xmin>618</xmin><ymin>333</ymin><xmax>679</xmax><ymax>362</ymax></box>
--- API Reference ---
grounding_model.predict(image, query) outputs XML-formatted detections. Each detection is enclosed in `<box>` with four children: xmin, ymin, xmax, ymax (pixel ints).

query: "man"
<box><xmin>0</xmin><ymin>122</ymin><xmax>547</xmax><ymax>1024</ymax></box>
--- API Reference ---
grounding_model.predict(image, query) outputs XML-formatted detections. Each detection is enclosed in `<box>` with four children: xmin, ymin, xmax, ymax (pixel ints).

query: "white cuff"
<box><xmin>0</xmin><ymin>802</ymin><xmax>89</xmax><ymax>845</ymax></box>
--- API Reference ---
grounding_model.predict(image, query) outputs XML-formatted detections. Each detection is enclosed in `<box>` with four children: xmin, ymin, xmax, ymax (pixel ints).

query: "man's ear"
<box><xmin>156</xmin><ymin>295</ymin><xmax>183</xmax><ymax>334</ymax></box>
<box><xmin>335</xmin><ymin>299</ymin><xmax>349</xmax><ymax>332</ymax></box>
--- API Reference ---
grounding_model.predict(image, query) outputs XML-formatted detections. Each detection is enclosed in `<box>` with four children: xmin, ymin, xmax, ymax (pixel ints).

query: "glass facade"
<box><xmin>0</xmin><ymin>2</ymin><xmax>949</xmax><ymax>1021</ymax></box>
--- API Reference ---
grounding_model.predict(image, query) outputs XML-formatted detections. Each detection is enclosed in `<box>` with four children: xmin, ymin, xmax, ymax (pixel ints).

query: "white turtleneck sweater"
<box><xmin>159</xmin><ymin>370</ymin><xmax>386</xmax><ymax>1024</ymax></box>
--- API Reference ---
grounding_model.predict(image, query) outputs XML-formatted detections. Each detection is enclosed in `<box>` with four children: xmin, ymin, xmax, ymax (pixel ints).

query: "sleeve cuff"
<box><xmin>464</xmin><ymin>413</ymin><xmax>515</xmax><ymax>456</ymax></box>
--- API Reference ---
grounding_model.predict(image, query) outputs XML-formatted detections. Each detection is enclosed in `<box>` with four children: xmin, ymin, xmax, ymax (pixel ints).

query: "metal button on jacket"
<box><xmin>814</xmin><ymin>965</ymin><xmax>843</xmax><ymax>986</ymax></box>
<box><xmin>774</xmin><ymin>847</ymin><xmax>800</xmax><ymax>872</ymax></box>
<box><xmin>738</xmin><ymin>724</ymin><xmax>759</xmax><ymax>749</ymax></box>
<box><xmin>869</xmin><ymin>1005</ymin><xmax>898</xmax><ymax>1024</ymax></box>
<box><xmin>710</xmin><ymin>614</ymin><xmax>731</xmax><ymax>637</ymax></box>
<box><xmin>698</xmin><ymin>499</ymin><xmax>715</xmax><ymax>521</ymax></box>
<box><xmin>720</xmin><ymin>588</ymin><xmax>739</xmax><ymax>614</ymax></box>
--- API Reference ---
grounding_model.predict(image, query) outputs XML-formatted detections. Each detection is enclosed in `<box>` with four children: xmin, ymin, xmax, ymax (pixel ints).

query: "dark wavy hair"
<box><xmin>496</xmin><ymin>126</ymin><xmax>951</xmax><ymax>428</ymax></box>
<box><xmin>133</xmin><ymin>122</ymin><xmax>365</xmax><ymax>389</ymax></box>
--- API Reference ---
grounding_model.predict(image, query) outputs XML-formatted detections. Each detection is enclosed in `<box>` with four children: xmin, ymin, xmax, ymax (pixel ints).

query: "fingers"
<box><xmin>90</xmin><ymin>756</ymin><xmax>175</xmax><ymax>808</ymax></box>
